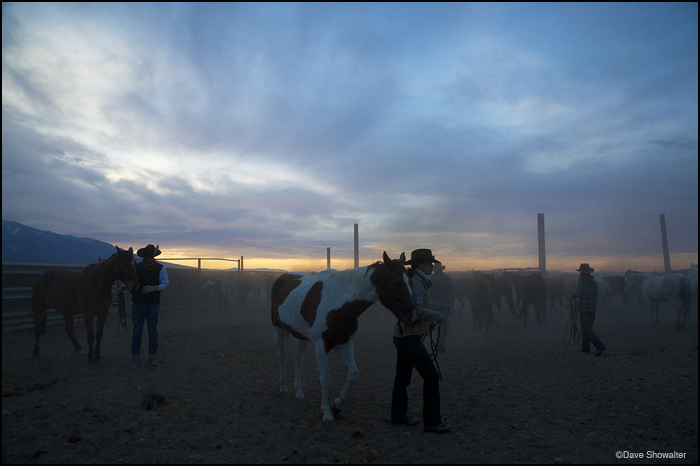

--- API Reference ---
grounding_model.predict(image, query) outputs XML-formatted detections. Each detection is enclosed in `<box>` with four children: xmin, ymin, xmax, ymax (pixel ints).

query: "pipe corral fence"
<box><xmin>2</xmin><ymin>258</ymin><xmax>281</xmax><ymax>331</ymax></box>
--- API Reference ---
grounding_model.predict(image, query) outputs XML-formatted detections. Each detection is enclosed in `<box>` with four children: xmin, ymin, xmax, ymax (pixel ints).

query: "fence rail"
<box><xmin>2</xmin><ymin>263</ymin><xmax>121</xmax><ymax>331</ymax></box>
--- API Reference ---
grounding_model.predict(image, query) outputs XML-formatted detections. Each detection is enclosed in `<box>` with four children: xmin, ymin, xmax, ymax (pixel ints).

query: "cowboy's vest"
<box><xmin>132</xmin><ymin>261</ymin><xmax>164</xmax><ymax>305</ymax></box>
<box><xmin>393</xmin><ymin>271</ymin><xmax>431</xmax><ymax>338</ymax></box>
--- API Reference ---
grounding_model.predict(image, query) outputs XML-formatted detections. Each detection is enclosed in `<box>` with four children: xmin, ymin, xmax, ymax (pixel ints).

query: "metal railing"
<box><xmin>2</xmin><ymin>263</ymin><xmax>118</xmax><ymax>331</ymax></box>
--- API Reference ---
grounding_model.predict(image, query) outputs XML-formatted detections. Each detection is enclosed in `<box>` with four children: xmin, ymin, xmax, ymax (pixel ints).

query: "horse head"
<box><xmin>371</xmin><ymin>252</ymin><xmax>415</xmax><ymax>327</ymax></box>
<box><xmin>113</xmin><ymin>246</ymin><xmax>139</xmax><ymax>293</ymax></box>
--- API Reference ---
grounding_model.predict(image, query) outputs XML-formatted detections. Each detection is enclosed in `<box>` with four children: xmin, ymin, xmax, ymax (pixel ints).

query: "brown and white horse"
<box><xmin>271</xmin><ymin>252</ymin><xmax>415</xmax><ymax>422</ymax></box>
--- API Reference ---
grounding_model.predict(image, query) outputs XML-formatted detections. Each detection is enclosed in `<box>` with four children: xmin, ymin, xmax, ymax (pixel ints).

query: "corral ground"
<box><xmin>2</xmin><ymin>295</ymin><xmax>698</xmax><ymax>464</ymax></box>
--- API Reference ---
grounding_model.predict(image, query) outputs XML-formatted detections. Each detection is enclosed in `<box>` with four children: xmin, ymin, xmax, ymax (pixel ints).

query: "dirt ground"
<box><xmin>2</xmin><ymin>294</ymin><xmax>698</xmax><ymax>464</ymax></box>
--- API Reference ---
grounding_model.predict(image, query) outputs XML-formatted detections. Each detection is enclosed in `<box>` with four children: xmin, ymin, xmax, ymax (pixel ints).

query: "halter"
<box><xmin>374</xmin><ymin>279</ymin><xmax>415</xmax><ymax>337</ymax></box>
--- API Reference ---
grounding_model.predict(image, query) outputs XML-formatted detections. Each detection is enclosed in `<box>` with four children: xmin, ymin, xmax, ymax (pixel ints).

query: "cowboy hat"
<box><xmin>137</xmin><ymin>244</ymin><xmax>161</xmax><ymax>258</ymax></box>
<box><xmin>575</xmin><ymin>263</ymin><xmax>594</xmax><ymax>273</ymax></box>
<box><xmin>405</xmin><ymin>249</ymin><xmax>440</xmax><ymax>266</ymax></box>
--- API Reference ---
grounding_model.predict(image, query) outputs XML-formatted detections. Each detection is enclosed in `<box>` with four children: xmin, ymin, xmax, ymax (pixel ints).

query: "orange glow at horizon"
<box><xmin>156</xmin><ymin>249</ymin><xmax>698</xmax><ymax>274</ymax></box>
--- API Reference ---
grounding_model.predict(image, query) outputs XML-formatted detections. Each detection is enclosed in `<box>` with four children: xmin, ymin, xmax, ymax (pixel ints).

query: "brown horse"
<box><xmin>492</xmin><ymin>274</ymin><xmax>516</xmax><ymax>317</ymax></box>
<box><xmin>454</xmin><ymin>276</ymin><xmax>471</xmax><ymax>314</ymax></box>
<box><xmin>32</xmin><ymin>246</ymin><xmax>139</xmax><ymax>362</ymax></box>
<box><xmin>545</xmin><ymin>274</ymin><xmax>577</xmax><ymax>317</ymax></box>
<box><xmin>502</xmin><ymin>271</ymin><xmax>547</xmax><ymax>328</ymax></box>
<box><xmin>467</xmin><ymin>272</ymin><xmax>496</xmax><ymax>333</ymax></box>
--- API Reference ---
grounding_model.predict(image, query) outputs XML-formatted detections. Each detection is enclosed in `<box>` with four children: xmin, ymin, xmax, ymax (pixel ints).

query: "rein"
<box><xmin>424</xmin><ymin>323</ymin><xmax>443</xmax><ymax>382</ymax></box>
<box><xmin>563</xmin><ymin>297</ymin><xmax>580</xmax><ymax>348</ymax></box>
<box><xmin>100</xmin><ymin>256</ymin><xmax>131</xmax><ymax>333</ymax></box>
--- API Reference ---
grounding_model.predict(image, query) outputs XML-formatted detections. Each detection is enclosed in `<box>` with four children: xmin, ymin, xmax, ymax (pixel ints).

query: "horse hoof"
<box><xmin>331</xmin><ymin>404</ymin><xmax>341</xmax><ymax>418</ymax></box>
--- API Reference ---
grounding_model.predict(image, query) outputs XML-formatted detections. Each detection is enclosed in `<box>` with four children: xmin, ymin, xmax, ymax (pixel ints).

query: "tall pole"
<box><xmin>354</xmin><ymin>223</ymin><xmax>359</xmax><ymax>269</ymax></box>
<box><xmin>660</xmin><ymin>214</ymin><xmax>671</xmax><ymax>272</ymax></box>
<box><xmin>327</xmin><ymin>247</ymin><xmax>331</xmax><ymax>270</ymax></box>
<box><xmin>538</xmin><ymin>213</ymin><xmax>546</xmax><ymax>275</ymax></box>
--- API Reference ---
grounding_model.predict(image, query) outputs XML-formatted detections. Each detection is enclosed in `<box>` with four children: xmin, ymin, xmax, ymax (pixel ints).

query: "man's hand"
<box><xmin>141</xmin><ymin>285</ymin><xmax>158</xmax><ymax>294</ymax></box>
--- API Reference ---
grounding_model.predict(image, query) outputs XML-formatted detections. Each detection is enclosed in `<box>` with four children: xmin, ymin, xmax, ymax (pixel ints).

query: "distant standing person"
<box><xmin>571</xmin><ymin>263</ymin><xmax>606</xmax><ymax>356</ymax></box>
<box><xmin>216</xmin><ymin>273</ymin><xmax>229</xmax><ymax>310</ymax></box>
<box><xmin>391</xmin><ymin>248</ymin><xmax>451</xmax><ymax>433</ymax></box>
<box><xmin>131</xmin><ymin>244</ymin><xmax>169</xmax><ymax>368</ymax></box>
<box><xmin>430</xmin><ymin>263</ymin><xmax>458</xmax><ymax>352</ymax></box>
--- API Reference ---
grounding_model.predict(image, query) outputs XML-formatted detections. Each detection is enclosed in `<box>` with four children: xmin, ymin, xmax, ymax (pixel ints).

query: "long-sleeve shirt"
<box><xmin>393</xmin><ymin>269</ymin><xmax>446</xmax><ymax>338</ymax></box>
<box><xmin>572</xmin><ymin>273</ymin><xmax>598</xmax><ymax>313</ymax></box>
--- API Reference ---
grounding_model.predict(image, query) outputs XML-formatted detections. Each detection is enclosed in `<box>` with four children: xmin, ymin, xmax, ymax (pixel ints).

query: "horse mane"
<box><xmin>317</xmin><ymin>265</ymin><xmax>373</xmax><ymax>289</ymax></box>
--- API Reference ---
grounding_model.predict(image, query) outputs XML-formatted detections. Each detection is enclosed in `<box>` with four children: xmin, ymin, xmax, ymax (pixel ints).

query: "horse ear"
<box><xmin>128</xmin><ymin>247</ymin><xmax>133</xmax><ymax>253</ymax></box>
<box><xmin>115</xmin><ymin>245</ymin><xmax>120</xmax><ymax>253</ymax></box>
<box><xmin>399</xmin><ymin>252</ymin><xmax>406</xmax><ymax>265</ymax></box>
<box><xmin>383</xmin><ymin>251</ymin><xmax>391</xmax><ymax>265</ymax></box>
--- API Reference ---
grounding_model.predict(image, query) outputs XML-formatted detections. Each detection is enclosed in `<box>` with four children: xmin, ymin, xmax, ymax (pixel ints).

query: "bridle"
<box><xmin>374</xmin><ymin>278</ymin><xmax>415</xmax><ymax>337</ymax></box>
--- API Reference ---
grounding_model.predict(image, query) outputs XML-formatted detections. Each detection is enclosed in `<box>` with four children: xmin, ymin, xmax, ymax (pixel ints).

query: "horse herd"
<box><xmin>452</xmin><ymin>266</ymin><xmax>696</xmax><ymax>333</ymax></box>
<box><xmin>27</xmin><ymin>248</ymin><xmax>698</xmax><ymax>423</ymax></box>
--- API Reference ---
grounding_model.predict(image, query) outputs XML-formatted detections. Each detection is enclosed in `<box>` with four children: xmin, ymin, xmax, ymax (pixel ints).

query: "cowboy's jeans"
<box><xmin>131</xmin><ymin>302</ymin><xmax>159</xmax><ymax>362</ymax></box>
<box><xmin>391</xmin><ymin>335</ymin><xmax>442</xmax><ymax>426</ymax></box>
<box><xmin>580</xmin><ymin>312</ymin><xmax>605</xmax><ymax>352</ymax></box>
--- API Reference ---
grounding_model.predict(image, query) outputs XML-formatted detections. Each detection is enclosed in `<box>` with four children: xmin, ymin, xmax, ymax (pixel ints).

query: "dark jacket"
<box><xmin>132</xmin><ymin>261</ymin><xmax>164</xmax><ymax>304</ymax></box>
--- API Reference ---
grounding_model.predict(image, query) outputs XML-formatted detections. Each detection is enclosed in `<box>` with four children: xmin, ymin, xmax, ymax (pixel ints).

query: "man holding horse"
<box><xmin>131</xmin><ymin>244</ymin><xmax>169</xmax><ymax>368</ymax></box>
<box><xmin>391</xmin><ymin>248</ymin><xmax>452</xmax><ymax>434</ymax></box>
<box><xmin>572</xmin><ymin>263</ymin><xmax>606</xmax><ymax>356</ymax></box>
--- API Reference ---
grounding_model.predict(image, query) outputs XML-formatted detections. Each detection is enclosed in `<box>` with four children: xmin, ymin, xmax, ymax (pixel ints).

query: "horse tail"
<box><xmin>31</xmin><ymin>276</ymin><xmax>49</xmax><ymax>336</ymax></box>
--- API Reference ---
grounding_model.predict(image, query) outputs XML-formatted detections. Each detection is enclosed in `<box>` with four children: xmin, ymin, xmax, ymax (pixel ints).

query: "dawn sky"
<box><xmin>2</xmin><ymin>3</ymin><xmax>698</xmax><ymax>272</ymax></box>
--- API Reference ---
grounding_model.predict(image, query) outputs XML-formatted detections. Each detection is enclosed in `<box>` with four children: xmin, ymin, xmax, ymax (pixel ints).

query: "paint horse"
<box><xmin>271</xmin><ymin>252</ymin><xmax>415</xmax><ymax>422</ymax></box>
<box><xmin>625</xmin><ymin>272</ymin><xmax>691</xmax><ymax>329</ymax></box>
<box><xmin>32</xmin><ymin>246</ymin><xmax>139</xmax><ymax>362</ymax></box>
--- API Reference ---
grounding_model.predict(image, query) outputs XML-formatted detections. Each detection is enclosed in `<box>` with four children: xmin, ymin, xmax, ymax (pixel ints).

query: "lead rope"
<box><xmin>423</xmin><ymin>323</ymin><xmax>443</xmax><ymax>382</ymax></box>
<box><xmin>563</xmin><ymin>297</ymin><xmax>580</xmax><ymax>348</ymax></box>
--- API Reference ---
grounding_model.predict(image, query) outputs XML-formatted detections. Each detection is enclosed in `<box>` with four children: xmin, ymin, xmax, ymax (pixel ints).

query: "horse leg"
<box><xmin>84</xmin><ymin>314</ymin><xmax>96</xmax><ymax>362</ymax></box>
<box><xmin>293</xmin><ymin>339</ymin><xmax>309</xmax><ymax>399</ymax></box>
<box><xmin>94</xmin><ymin>311</ymin><xmax>108</xmax><ymax>361</ymax></box>
<box><xmin>314</xmin><ymin>341</ymin><xmax>334</xmax><ymax>422</ymax></box>
<box><xmin>33</xmin><ymin>306</ymin><xmax>48</xmax><ymax>357</ymax></box>
<box><xmin>63</xmin><ymin>315</ymin><xmax>84</xmax><ymax>355</ymax></box>
<box><xmin>273</xmin><ymin>327</ymin><xmax>289</xmax><ymax>394</ymax></box>
<box><xmin>332</xmin><ymin>342</ymin><xmax>359</xmax><ymax>416</ymax></box>
<box><xmin>653</xmin><ymin>302</ymin><xmax>660</xmax><ymax>327</ymax></box>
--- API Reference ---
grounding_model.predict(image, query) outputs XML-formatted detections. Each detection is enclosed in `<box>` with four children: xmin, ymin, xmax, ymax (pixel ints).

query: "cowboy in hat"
<box><xmin>131</xmin><ymin>244</ymin><xmax>169</xmax><ymax>368</ymax></box>
<box><xmin>391</xmin><ymin>249</ymin><xmax>451</xmax><ymax>434</ymax></box>
<box><xmin>572</xmin><ymin>263</ymin><xmax>606</xmax><ymax>356</ymax></box>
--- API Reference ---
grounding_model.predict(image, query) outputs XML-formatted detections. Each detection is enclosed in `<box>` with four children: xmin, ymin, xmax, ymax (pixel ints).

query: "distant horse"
<box><xmin>201</xmin><ymin>280</ymin><xmax>226</xmax><ymax>309</ymax></box>
<box><xmin>454</xmin><ymin>276</ymin><xmax>471</xmax><ymax>314</ymax></box>
<box><xmin>32</xmin><ymin>246</ymin><xmax>139</xmax><ymax>362</ymax></box>
<box><xmin>503</xmin><ymin>272</ymin><xmax>547</xmax><ymax>328</ymax></box>
<box><xmin>545</xmin><ymin>274</ymin><xmax>576</xmax><ymax>317</ymax></box>
<box><xmin>466</xmin><ymin>272</ymin><xmax>496</xmax><ymax>334</ymax></box>
<box><xmin>492</xmin><ymin>274</ymin><xmax>516</xmax><ymax>317</ymax></box>
<box><xmin>688</xmin><ymin>264</ymin><xmax>698</xmax><ymax>311</ymax></box>
<box><xmin>272</xmin><ymin>252</ymin><xmax>415</xmax><ymax>422</ymax></box>
<box><xmin>601</xmin><ymin>274</ymin><xmax>628</xmax><ymax>310</ymax></box>
<box><xmin>626</xmin><ymin>272</ymin><xmax>691</xmax><ymax>329</ymax></box>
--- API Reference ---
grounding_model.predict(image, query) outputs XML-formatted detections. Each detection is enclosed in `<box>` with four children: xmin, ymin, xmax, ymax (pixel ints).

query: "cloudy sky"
<box><xmin>2</xmin><ymin>3</ymin><xmax>698</xmax><ymax>272</ymax></box>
